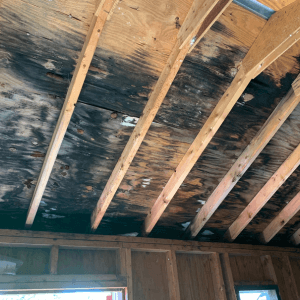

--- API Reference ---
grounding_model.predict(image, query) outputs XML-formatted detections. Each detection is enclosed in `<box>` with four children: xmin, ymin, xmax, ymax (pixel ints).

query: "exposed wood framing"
<box><xmin>25</xmin><ymin>0</ymin><xmax>118</xmax><ymax>228</ymax></box>
<box><xmin>143</xmin><ymin>1</ymin><xmax>300</xmax><ymax>237</ymax></box>
<box><xmin>125</xmin><ymin>248</ymin><xmax>133</xmax><ymax>300</ymax></box>
<box><xmin>0</xmin><ymin>274</ymin><xmax>127</xmax><ymax>291</ymax></box>
<box><xmin>219</xmin><ymin>253</ymin><xmax>237</xmax><ymax>300</ymax></box>
<box><xmin>90</xmin><ymin>0</ymin><xmax>232</xmax><ymax>232</ymax></box>
<box><xmin>166</xmin><ymin>250</ymin><xmax>181</xmax><ymax>300</ymax></box>
<box><xmin>188</xmin><ymin>0</ymin><xmax>232</xmax><ymax>53</ymax></box>
<box><xmin>225</xmin><ymin>105</ymin><xmax>300</xmax><ymax>241</ymax></box>
<box><xmin>261</xmin><ymin>191</ymin><xmax>300</xmax><ymax>244</ymax></box>
<box><xmin>143</xmin><ymin>67</ymin><xmax>251</xmax><ymax>235</ymax></box>
<box><xmin>49</xmin><ymin>245</ymin><xmax>59</xmax><ymax>275</ymax></box>
<box><xmin>118</xmin><ymin>248</ymin><xmax>130</xmax><ymax>299</ymax></box>
<box><xmin>2</xmin><ymin>229</ymin><xmax>300</xmax><ymax>257</ymax></box>
<box><xmin>210</xmin><ymin>253</ymin><xmax>227</xmax><ymax>300</ymax></box>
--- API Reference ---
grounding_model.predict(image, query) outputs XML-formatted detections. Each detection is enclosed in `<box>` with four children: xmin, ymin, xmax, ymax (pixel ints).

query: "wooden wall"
<box><xmin>0</xmin><ymin>230</ymin><xmax>299</xmax><ymax>300</ymax></box>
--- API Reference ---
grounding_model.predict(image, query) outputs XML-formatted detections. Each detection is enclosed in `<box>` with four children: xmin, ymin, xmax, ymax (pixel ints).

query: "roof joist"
<box><xmin>90</xmin><ymin>0</ymin><xmax>233</xmax><ymax>232</ymax></box>
<box><xmin>261</xmin><ymin>191</ymin><xmax>300</xmax><ymax>244</ymax></box>
<box><xmin>225</xmin><ymin>97</ymin><xmax>300</xmax><ymax>242</ymax></box>
<box><xmin>142</xmin><ymin>0</ymin><xmax>300</xmax><ymax>237</ymax></box>
<box><xmin>25</xmin><ymin>0</ymin><xmax>118</xmax><ymax>228</ymax></box>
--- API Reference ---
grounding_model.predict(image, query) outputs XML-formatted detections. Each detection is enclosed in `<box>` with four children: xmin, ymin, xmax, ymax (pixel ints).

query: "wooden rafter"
<box><xmin>261</xmin><ymin>191</ymin><xmax>300</xmax><ymax>244</ymax></box>
<box><xmin>226</xmin><ymin>132</ymin><xmax>300</xmax><ymax>242</ymax></box>
<box><xmin>25</xmin><ymin>0</ymin><xmax>118</xmax><ymax>228</ymax></box>
<box><xmin>143</xmin><ymin>0</ymin><xmax>300</xmax><ymax>237</ymax></box>
<box><xmin>90</xmin><ymin>0</ymin><xmax>233</xmax><ymax>232</ymax></box>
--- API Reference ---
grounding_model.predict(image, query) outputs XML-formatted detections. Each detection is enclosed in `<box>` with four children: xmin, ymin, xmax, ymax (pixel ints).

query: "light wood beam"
<box><xmin>49</xmin><ymin>245</ymin><xmax>59</xmax><ymax>275</ymax></box>
<box><xmin>219</xmin><ymin>253</ymin><xmax>237</xmax><ymax>300</ymax></box>
<box><xmin>143</xmin><ymin>2</ymin><xmax>300</xmax><ymax>237</ymax></box>
<box><xmin>210</xmin><ymin>253</ymin><xmax>227</xmax><ymax>300</ymax></box>
<box><xmin>166</xmin><ymin>250</ymin><xmax>181</xmax><ymax>300</ymax></box>
<box><xmin>188</xmin><ymin>0</ymin><xmax>232</xmax><ymax>53</ymax></box>
<box><xmin>225</xmin><ymin>118</ymin><xmax>300</xmax><ymax>242</ymax></box>
<box><xmin>90</xmin><ymin>0</ymin><xmax>232</xmax><ymax>232</ymax></box>
<box><xmin>178</xmin><ymin>0</ymin><xmax>233</xmax><ymax>50</ymax></box>
<box><xmin>25</xmin><ymin>0</ymin><xmax>118</xmax><ymax>228</ymax></box>
<box><xmin>125</xmin><ymin>248</ymin><xmax>133</xmax><ymax>300</ymax></box>
<box><xmin>261</xmin><ymin>191</ymin><xmax>300</xmax><ymax>243</ymax></box>
<box><xmin>117</xmin><ymin>248</ymin><xmax>128</xmax><ymax>299</ymax></box>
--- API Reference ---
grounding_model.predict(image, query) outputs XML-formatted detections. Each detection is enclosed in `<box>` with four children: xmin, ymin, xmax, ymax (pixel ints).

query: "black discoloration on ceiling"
<box><xmin>1</xmin><ymin>0</ymin><xmax>300</xmax><ymax>248</ymax></box>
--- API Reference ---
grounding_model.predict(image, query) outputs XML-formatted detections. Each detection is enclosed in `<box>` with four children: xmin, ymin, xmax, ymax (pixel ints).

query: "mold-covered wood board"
<box><xmin>1</xmin><ymin>0</ymin><xmax>300</xmax><ymax>246</ymax></box>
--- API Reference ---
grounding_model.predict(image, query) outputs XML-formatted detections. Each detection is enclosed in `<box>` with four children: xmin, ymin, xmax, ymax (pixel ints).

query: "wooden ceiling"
<box><xmin>1</xmin><ymin>0</ymin><xmax>300</xmax><ymax>247</ymax></box>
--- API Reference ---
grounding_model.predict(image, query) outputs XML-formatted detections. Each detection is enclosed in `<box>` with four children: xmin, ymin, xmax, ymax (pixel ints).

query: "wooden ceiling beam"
<box><xmin>261</xmin><ymin>191</ymin><xmax>300</xmax><ymax>244</ymax></box>
<box><xmin>25</xmin><ymin>0</ymin><xmax>118</xmax><ymax>228</ymax></box>
<box><xmin>225</xmin><ymin>129</ymin><xmax>300</xmax><ymax>242</ymax></box>
<box><xmin>188</xmin><ymin>0</ymin><xmax>232</xmax><ymax>53</ymax></box>
<box><xmin>90</xmin><ymin>0</ymin><xmax>232</xmax><ymax>232</ymax></box>
<box><xmin>142</xmin><ymin>0</ymin><xmax>300</xmax><ymax>237</ymax></box>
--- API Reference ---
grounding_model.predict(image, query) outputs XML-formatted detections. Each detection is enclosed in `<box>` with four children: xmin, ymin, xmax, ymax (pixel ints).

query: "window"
<box><xmin>236</xmin><ymin>286</ymin><xmax>281</xmax><ymax>300</ymax></box>
<box><xmin>0</xmin><ymin>291</ymin><xmax>123</xmax><ymax>300</ymax></box>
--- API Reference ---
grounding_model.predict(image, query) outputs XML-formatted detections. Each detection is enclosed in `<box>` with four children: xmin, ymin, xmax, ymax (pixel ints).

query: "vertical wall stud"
<box><xmin>49</xmin><ymin>245</ymin><xmax>59</xmax><ymax>275</ymax></box>
<box><xmin>166</xmin><ymin>250</ymin><xmax>181</xmax><ymax>300</ymax></box>
<box><xmin>219</xmin><ymin>253</ymin><xmax>237</xmax><ymax>300</ymax></box>
<box><xmin>210</xmin><ymin>252</ymin><xmax>227</xmax><ymax>300</ymax></box>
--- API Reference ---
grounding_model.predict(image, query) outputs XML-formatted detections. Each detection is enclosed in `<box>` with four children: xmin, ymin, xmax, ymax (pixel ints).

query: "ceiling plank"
<box><xmin>90</xmin><ymin>0</ymin><xmax>232</xmax><ymax>232</ymax></box>
<box><xmin>142</xmin><ymin>1</ymin><xmax>300</xmax><ymax>237</ymax></box>
<box><xmin>225</xmin><ymin>135</ymin><xmax>300</xmax><ymax>242</ymax></box>
<box><xmin>261</xmin><ymin>191</ymin><xmax>300</xmax><ymax>244</ymax></box>
<box><xmin>24</xmin><ymin>0</ymin><xmax>118</xmax><ymax>228</ymax></box>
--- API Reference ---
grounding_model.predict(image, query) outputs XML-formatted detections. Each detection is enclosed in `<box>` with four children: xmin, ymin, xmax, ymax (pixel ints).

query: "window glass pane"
<box><xmin>239</xmin><ymin>289</ymin><xmax>279</xmax><ymax>300</ymax></box>
<box><xmin>0</xmin><ymin>291</ymin><xmax>123</xmax><ymax>300</ymax></box>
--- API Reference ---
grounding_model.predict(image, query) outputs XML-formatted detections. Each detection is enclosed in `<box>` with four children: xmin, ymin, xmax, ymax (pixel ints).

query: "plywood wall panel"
<box><xmin>131</xmin><ymin>251</ymin><xmax>170</xmax><ymax>300</ymax></box>
<box><xmin>0</xmin><ymin>247</ymin><xmax>50</xmax><ymax>275</ymax></box>
<box><xmin>229</xmin><ymin>254</ymin><xmax>270</xmax><ymax>283</ymax></box>
<box><xmin>176</xmin><ymin>253</ymin><xmax>216</xmax><ymax>300</ymax></box>
<box><xmin>57</xmin><ymin>249</ymin><xmax>116</xmax><ymax>274</ymax></box>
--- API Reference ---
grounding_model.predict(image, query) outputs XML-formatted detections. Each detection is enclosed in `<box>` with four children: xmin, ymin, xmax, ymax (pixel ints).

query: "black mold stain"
<box><xmin>2</xmin><ymin>2</ymin><xmax>300</xmax><ymax>248</ymax></box>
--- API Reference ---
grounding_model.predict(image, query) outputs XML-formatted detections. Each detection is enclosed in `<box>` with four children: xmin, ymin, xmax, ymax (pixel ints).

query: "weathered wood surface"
<box><xmin>1</xmin><ymin>0</ymin><xmax>300</xmax><ymax>246</ymax></box>
<box><xmin>90</xmin><ymin>0</ymin><xmax>229</xmax><ymax>232</ymax></box>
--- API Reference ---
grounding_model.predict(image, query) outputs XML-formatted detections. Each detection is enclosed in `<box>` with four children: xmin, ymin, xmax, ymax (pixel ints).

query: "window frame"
<box><xmin>235</xmin><ymin>285</ymin><xmax>282</xmax><ymax>300</ymax></box>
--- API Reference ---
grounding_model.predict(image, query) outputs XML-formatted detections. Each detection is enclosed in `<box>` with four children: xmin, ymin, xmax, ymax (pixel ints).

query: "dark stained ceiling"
<box><xmin>1</xmin><ymin>0</ymin><xmax>300</xmax><ymax>247</ymax></box>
